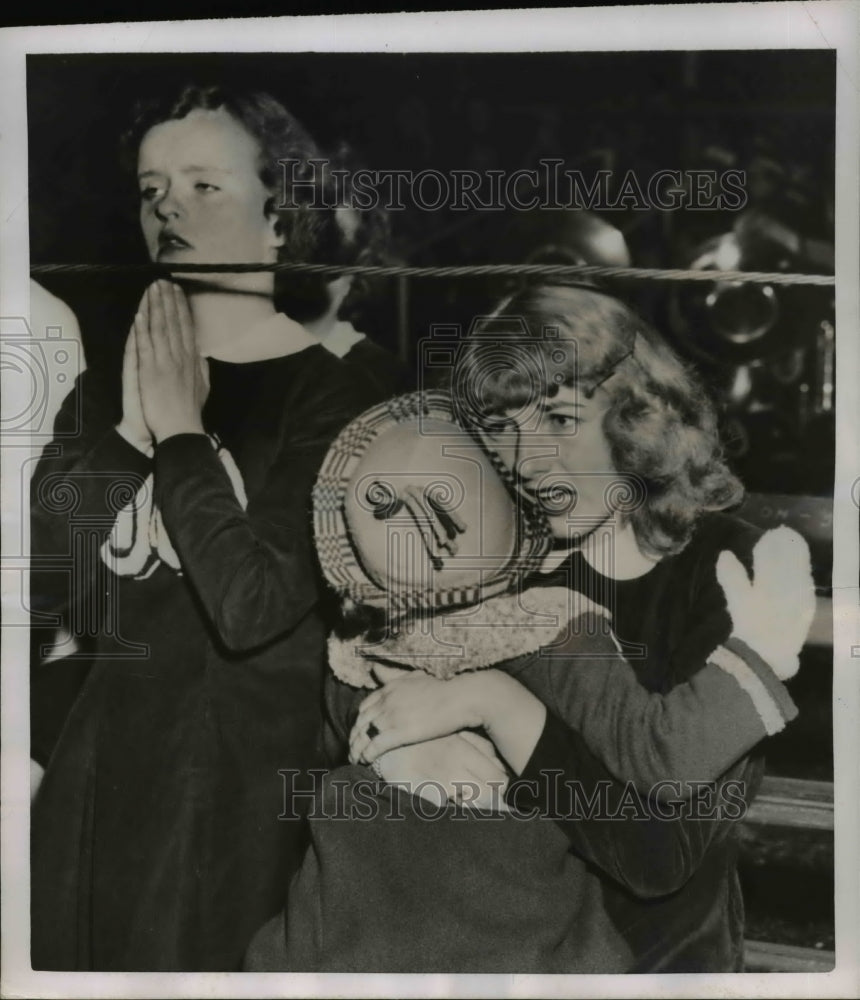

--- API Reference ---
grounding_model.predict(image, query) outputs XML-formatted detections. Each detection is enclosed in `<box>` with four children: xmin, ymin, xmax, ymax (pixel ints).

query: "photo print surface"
<box><xmin>2</xmin><ymin>9</ymin><xmax>857</xmax><ymax>997</ymax></box>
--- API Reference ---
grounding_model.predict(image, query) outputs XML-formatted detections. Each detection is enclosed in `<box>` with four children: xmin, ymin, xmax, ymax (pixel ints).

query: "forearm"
<box><xmin>154</xmin><ymin>434</ymin><xmax>319</xmax><ymax>651</ymax></box>
<box><xmin>462</xmin><ymin>670</ymin><xmax>547</xmax><ymax>775</ymax></box>
<box><xmin>508</xmin><ymin>709</ymin><xmax>762</xmax><ymax>897</ymax></box>
<box><xmin>546</xmin><ymin>637</ymin><xmax>797</xmax><ymax>794</ymax></box>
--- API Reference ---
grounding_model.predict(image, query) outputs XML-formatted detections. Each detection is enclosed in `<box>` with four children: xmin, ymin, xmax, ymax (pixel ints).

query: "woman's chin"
<box><xmin>154</xmin><ymin>245</ymin><xmax>197</xmax><ymax>264</ymax></box>
<box><xmin>548</xmin><ymin>512</ymin><xmax>607</xmax><ymax>544</ymax></box>
<box><xmin>547</xmin><ymin>515</ymin><xmax>577</xmax><ymax>542</ymax></box>
<box><xmin>162</xmin><ymin>271</ymin><xmax>268</xmax><ymax>296</ymax></box>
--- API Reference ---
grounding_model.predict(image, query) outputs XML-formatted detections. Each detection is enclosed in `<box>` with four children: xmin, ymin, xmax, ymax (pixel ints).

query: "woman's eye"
<box><xmin>548</xmin><ymin>413</ymin><xmax>580</xmax><ymax>431</ymax></box>
<box><xmin>140</xmin><ymin>186</ymin><xmax>162</xmax><ymax>202</ymax></box>
<box><xmin>195</xmin><ymin>182</ymin><xmax>220</xmax><ymax>193</ymax></box>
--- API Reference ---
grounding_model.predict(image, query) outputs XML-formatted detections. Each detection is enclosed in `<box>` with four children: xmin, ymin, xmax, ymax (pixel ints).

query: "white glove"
<box><xmin>715</xmin><ymin>525</ymin><xmax>815</xmax><ymax>680</ymax></box>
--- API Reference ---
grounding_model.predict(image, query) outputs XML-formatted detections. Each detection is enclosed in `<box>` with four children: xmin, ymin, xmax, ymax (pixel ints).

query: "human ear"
<box><xmin>264</xmin><ymin>198</ymin><xmax>286</xmax><ymax>253</ymax></box>
<box><xmin>266</xmin><ymin>211</ymin><xmax>285</xmax><ymax>250</ymax></box>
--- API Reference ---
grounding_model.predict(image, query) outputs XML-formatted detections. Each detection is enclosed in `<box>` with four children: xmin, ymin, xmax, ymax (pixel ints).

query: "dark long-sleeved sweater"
<box><xmin>508</xmin><ymin>514</ymin><xmax>770</xmax><ymax>971</ymax></box>
<box><xmin>30</xmin><ymin>341</ymin><xmax>368</xmax><ymax>971</ymax></box>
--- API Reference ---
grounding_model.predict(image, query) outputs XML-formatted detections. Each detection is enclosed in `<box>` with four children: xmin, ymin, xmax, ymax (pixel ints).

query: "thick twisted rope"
<box><xmin>30</xmin><ymin>261</ymin><xmax>834</xmax><ymax>287</ymax></box>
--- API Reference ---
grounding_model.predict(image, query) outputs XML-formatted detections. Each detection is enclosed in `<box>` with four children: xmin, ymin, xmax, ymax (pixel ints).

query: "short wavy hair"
<box><xmin>121</xmin><ymin>84</ymin><xmax>383</xmax><ymax>322</ymax></box>
<box><xmin>453</xmin><ymin>282</ymin><xmax>743</xmax><ymax>558</ymax></box>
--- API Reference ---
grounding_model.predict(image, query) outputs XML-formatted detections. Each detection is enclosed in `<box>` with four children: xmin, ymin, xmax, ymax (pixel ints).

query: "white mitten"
<box><xmin>715</xmin><ymin>525</ymin><xmax>815</xmax><ymax>680</ymax></box>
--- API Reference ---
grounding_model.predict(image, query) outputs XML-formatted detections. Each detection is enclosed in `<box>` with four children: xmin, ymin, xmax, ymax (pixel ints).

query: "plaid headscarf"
<box><xmin>313</xmin><ymin>390</ymin><xmax>551</xmax><ymax>614</ymax></box>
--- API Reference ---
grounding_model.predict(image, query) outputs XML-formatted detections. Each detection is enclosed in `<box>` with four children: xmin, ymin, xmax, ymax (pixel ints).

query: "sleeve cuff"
<box><xmin>153</xmin><ymin>433</ymin><xmax>217</xmax><ymax>490</ymax></box>
<box><xmin>710</xmin><ymin>636</ymin><xmax>799</xmax><ymax>735</ymax></box>
<box><xmin>153</xmin><ymin>432</ymin><xmax>213</xmax><ymax>459</ymax></box>
<box><xmin>505</xmin><ymin>710</ymin><xmax>571</xmax><ymax>815</ymax></box>
<box><xmin>86</xmin><ymin>427</ymin><xmax>153</xmax><ymax>479</ymax></box>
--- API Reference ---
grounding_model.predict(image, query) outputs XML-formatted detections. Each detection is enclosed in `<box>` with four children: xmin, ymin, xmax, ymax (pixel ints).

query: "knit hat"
<box><xmin>313</xmin><ymin>390</ymin><xmax>551</xmax><ymax>615</ymax></box>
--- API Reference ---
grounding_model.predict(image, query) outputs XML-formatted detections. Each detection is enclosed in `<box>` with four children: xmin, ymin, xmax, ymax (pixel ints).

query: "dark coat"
<box><xmin>246</xmin><ymin>514</ymin><xmax>768</xmax><ymax>973</ymax></box>
<box><xmin>30</xmin><ymin>342</ymin><xmax>367</xmax><ymax>971</ymax></box>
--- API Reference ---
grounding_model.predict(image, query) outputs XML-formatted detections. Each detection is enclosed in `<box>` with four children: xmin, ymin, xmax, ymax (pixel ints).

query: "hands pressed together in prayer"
<box><xmin>118</xmin><ymin>280</ymin><xmax>210</xmax><ymax>452</ymax></box>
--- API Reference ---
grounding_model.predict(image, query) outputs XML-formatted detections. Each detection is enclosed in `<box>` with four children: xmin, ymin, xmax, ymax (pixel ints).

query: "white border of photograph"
<box><xmin>2</xmin><ymin>3</ymin><xmax>858</xmax><ymax>997</ymax></box>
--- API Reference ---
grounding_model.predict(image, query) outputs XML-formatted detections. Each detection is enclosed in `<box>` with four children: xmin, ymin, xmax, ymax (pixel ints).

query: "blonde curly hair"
<box><xmin>453</xmin><ymin>282</ymin><xmax>744</xmax><ymax>558</ymax></box>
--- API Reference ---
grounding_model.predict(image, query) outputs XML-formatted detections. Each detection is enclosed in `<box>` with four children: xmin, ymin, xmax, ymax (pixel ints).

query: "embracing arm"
<box><xmin>548</xmin><ymin>525</ymin><xmax>812</xmax><ymax>791</ymax></box>
<box><xmin>348</xmin><ymin>527</ymin><xmax>810</xmax><ymax>893</ymax></box>
<box><xmin>347</xmin><ymin>630</ymin><xmax>796</xmax><ymax>791</ymax></box>
<box><xmin>324</xmin><ymin>671</ymin><xmax>509</xmax><ymax>806</ymax></box>
<box><xmin>349</xmin><ymin>660</ymin><xmax>764</xmax><ymax>896</ymax></box>
<box><xmin>536</xmin><ymin>626</ymin><xmax>797</xmax><ymax>794</ymax></box>
<box><xmin>490</xmin><ymin>526</ymin><xmax>812</xmax><ymax>793</ymax></box>
<box><xmin>350</xmin><ymin>663</ymin><xmax>547</xmax><ymax>774</ymax></box>
<box><xmin>506</xmin><ymin>526</ymin><xmax>811</xmax><ymax>894</ymax></box>
<box><xmin>507</xmin><ymin>707</ymin><xmax>764</xmax><ymax>898</ymax></box>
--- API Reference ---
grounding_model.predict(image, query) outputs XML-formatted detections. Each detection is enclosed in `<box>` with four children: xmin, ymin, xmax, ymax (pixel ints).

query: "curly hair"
<box><xmin>453</xmin><ymin>282</ymin><xmax>743</xmax><ymax>558</ymax></box>
<box><xmin>121</xmin><ymin>84</ymin><xmax>386</xmax><ymax>322</ymax></box>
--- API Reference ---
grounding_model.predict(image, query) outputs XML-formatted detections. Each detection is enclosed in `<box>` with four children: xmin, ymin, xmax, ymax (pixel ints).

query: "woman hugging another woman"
<box><xmin>247</xmin><ymin>281</ymin><xmax>814</xmax><ymax>974</ymax></box>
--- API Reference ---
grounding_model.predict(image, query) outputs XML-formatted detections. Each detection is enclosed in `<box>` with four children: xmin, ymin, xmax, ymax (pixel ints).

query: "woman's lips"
<box><xmin>517</xmin><ymin>480</ymin><xmax>578</xmax><ymax>514</ymax></box>
<box><xmin>157</xmin><ymin>232</ymin><xmax>193</xmax><ymax>256</ymax></box>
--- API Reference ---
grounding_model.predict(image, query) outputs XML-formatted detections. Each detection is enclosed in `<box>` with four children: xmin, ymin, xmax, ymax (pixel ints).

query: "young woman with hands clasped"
<box><xmin>29</xmin><ymin>85</ymin><xmax>373</xmax><ymax>971</ymax></box>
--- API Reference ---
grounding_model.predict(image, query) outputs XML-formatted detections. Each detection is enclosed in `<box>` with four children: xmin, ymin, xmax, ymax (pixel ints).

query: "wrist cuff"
<box><xmin>709</xmin><ymin>637</ymin><xmax>798</xmax><ymax>736</ymax></box>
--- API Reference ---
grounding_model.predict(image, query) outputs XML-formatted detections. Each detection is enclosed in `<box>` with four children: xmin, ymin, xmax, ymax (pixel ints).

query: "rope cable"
<box><xmin>30</xmin><ymin>260</ymin><xmax>835</xmax><ymax>287</ymax></box>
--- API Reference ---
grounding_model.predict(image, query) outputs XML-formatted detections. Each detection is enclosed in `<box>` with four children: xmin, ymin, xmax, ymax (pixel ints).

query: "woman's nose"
<box><xmin>153</xmin><ymin>186</ymin><xmax>182</xmax><ymax>221</ymax></box>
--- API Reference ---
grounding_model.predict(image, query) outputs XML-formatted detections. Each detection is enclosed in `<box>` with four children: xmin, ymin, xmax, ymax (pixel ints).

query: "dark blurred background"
<box><xmin>29</xmin><ymin>50</ymin><xmax>836</xmax><ymax>496</ymax></box>
<box><xmin>28</xmin><ymin>49</ymin><xmax>836</xmax><ymax>961</ymax></box>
